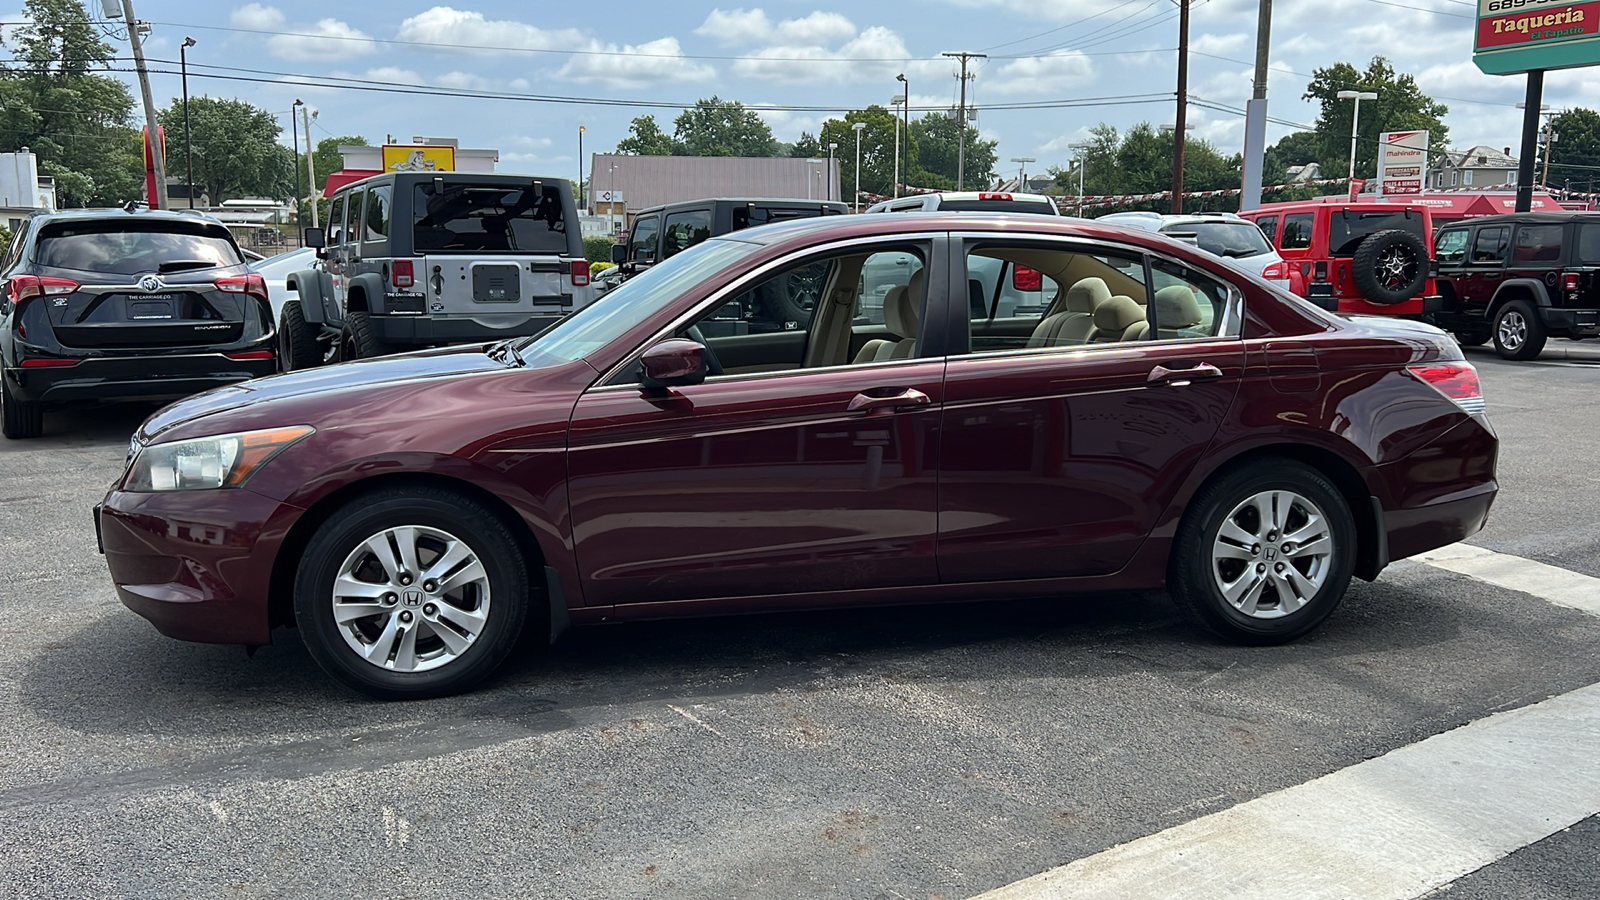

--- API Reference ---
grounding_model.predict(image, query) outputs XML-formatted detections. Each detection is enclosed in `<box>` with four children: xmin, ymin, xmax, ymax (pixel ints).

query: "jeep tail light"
<box><xmin>1012</xmin><ymin>265</ymin><xmax>1042</xmax><ymax>291</ymax></box>
<box><xmin>7</xmin><ymin>275</ymin><xmax>79</xmax><ymax>307</ymax></box>
<box><xmin>1563</xmin><ymin>272</ymin><xmax>1580</xmax><ymax>292</ymax></box>
<box><xmin>392</xmin><ymin>259</ymin><xmax>415</xmax><ymax>289</ymax></box>
<box><xmin>979</xmin><ymin>193</ymin><xmax>1013</xmax><ymax>201</ymax></box>
<box><xmin>1408</xmin><ymin>362</ymin><xmax>1486</xmax><ymax>415</ymax></box>
<box><xmin>1313</xmin><ymin>261</ymin><xmax>1329</xmax><ymax>281</ymax></box>
<box><xmin>1261</xmin><ymin>262</ymin><xmax>1289</xmax><ymax>280</ymax></box>
<box><xmin>214</xmin><ymin>273</ymin><xmax>268</xmax><ymax>300</ymax></box>
<box><xmin>570</xmin><ymin>259</ymin><xmax>590</xmax><ymax>287</ymax></box>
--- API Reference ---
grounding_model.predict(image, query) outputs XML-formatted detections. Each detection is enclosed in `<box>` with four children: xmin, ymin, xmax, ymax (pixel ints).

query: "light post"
<box><xmin>827</xmin><ymin>142</ymin><xmax>838</xmax><ymax>202</ymax></box>
<box><xmin>180</xmin><ymin>36</ymin><xmax>195</xmax><ymax>208</ymax></box>
<box><xmin>1337</xmin><ymin>90</ymin><xmax>1378</xmax><ymax>197</ymax></box>
<box><xmin>1010</xmin><ymin>156</ymin><xmax>1034</xmax><ymax>192</ymax></box>
<box><xmin>290</xmin><ymin>99</ymin><xmax>303</xmax><ymax>235</ymax></box>
<box><xmin>890</xmin><ymin>95</ymin><xmax>904</xmax><ymax>200</ymax></box>
<box><xmin>1068</xmin><ymin>142</ymin><xmax>1090</xmax><ymax>217</ymax></box>
<box><xmin>895</xmin><ymin>73</ymin><xmax>909</xmax><ymax>197</ymax></box>
<box><xmin>851</xmin><ymin>122</ymin><xmax>866</xmax><ymax>212</ymax></box>
<box><xmin>577</xmin><ymin>125</ymin><xmax>585</xmax><ymax>211</ymax></box>
<box><xmin>806</xmin><ymin>158</ymin><xmax>822</xmax><ymax>199</ymax></box>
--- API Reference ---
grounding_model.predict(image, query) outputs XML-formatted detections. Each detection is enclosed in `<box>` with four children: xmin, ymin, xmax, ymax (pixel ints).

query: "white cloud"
<box><xmin>395</xmin><ymin>6</ymin><xmax>586</xmax><ymax>53</ymax></box>
<box><xmin>1192</xmin><ymin>33</ymin><xmax>1249</xmax><ymax>57</ymax></box>
<box><xmin>696</xmin><ymin>9</ymin><xmax>857</xmax><ymax>45</ymax></box>
<box><xmin>732</xmin><ymin>25</ymin><xmax>936</xmax><ymax>85</ymax></box>
<box><xmin>230</xmin><ymin>3</ymin><xmax>284</xmax><ymax>30</ymax></box>
<box><xmin>268</xmin><ymin>18</ymin><xmax>375</xmax><ymax>61</ymax></box>
<box><xmin>775</xmin><ymin>12</ymin><xmax>856</xmax><ymax>45</ymax></box>
<box><xmin>696</xmin><ymin>8</ymin><xmax>773</xmax><ymax>44</ymax></box>
<box><xmin>558</xmin><ymin>37</ymin><xmax>716</xmax><ymax>88</ymax></box>
<box><xmin>435</xmin><ymin>71</ymin><xmax>489</xmax><ymax>90</ymax></box>
<box><xmin>986</xmin><ymin>51</ymin><xmax>1094</xmax><ymax>95</ymax></box>
<box><xmin>355</xmin><ymin>67</ymin><xmax>425</xmax><ymax>86</ymax></box>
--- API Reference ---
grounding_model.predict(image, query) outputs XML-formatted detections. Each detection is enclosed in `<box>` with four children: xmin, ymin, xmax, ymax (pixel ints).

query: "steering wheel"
<box><xmin>685</xmin><ymin>325</ymin><xmax>725</xmax><ymax>377</ymax></box>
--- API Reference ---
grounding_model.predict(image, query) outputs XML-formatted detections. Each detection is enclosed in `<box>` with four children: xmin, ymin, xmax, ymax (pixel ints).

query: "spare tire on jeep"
<box><xmin>1351</xmin><ymin>229</ymin><xmax>1428</xmax><ymax>304</ymax></box>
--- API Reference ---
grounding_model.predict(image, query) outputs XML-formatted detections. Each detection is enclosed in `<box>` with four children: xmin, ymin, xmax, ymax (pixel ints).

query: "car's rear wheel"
<box><xmin>1169</xmin><ymin>459</ymin><xmax>1356</xmax><ymax>645</ymax></box>
<box><xmin>343</xmin><ymin>310</ymin><xmax>396</xmax><ymax>361</ymax></box>
<box><xmin>1453</xmin><ymin>329</ymin><xmax>1490</xmax><ymax>347</ymax></box>
<box><xmin>1</xmin><ymin>374</ymin><xmax>43</xmax><ymax>439</ymax></box>
<box><xmin>294</xmin><ymin>488</ymin><xmax>530</xmax><ymax>699</ymax></box>
<box><xmin>1492</xmin><ymin>300</ymin><xmax>1546</xmax><ymax>361</ymax></box>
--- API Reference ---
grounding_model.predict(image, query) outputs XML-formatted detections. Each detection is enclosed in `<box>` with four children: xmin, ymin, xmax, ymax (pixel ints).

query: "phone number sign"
<box><xmin>1476</xmin><ymin>0</ymin><xmax>1600</xmax><ymax>74</ymax></box>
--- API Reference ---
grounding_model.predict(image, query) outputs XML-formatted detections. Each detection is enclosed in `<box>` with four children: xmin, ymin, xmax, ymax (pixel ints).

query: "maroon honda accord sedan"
<box><xmin>98</xmin><ymin>213</ymin><xmax>1497</xmax><ymax>699</ymax></box>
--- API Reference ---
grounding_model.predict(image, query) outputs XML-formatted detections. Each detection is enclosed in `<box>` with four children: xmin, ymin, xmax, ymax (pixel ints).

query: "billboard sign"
<box><xmin>382</xmin><ymin>144</ymin><xmax>456</xmax><ymax>173</ymax></box>
<box><xmin>1377</xmin><ymin>130</ymin><xmax>1429</xmax><ymax>197</ymax></box>
<box><xmin>1475</xmin><ymin>0</ymin><xmax>1600</xmax><ymax>75</ymax></box>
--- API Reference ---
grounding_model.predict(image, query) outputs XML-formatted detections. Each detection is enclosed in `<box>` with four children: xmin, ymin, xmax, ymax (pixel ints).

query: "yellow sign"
<box><xmin>381</xmin><ymin>144</ymin><xmax>456</xmax><ymax>173</ymax></box>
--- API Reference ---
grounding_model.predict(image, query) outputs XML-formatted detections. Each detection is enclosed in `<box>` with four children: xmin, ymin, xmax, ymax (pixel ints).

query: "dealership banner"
<box><xmin>1377</xmin><ymin>131</ymin><xmax>1429</xmax><ymax>197</ymax></box>
<box><xmin>1475</xmin><ymin>0</ymin><xmax>1600</xmax><ymax>74</ymax></box>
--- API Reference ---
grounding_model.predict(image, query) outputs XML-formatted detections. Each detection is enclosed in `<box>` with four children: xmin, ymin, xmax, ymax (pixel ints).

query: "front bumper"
<box><xmin>7</xmin><ymin>352</ymin><xmax>277</xmax><ymax>404</ymax></box>
<box><xmin>98</xmin><ymin>485</ymin><xmax>301</xmax><ymax>645</ymax></box>
<box><xmin>371</xmin><ymin>313</ymin><xmax>565</xmax><ymax>345</ymax></box>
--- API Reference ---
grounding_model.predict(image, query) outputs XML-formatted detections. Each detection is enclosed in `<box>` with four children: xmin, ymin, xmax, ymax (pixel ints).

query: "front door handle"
<box><xmin>1148</xmin><ymin>363</ymin><xmax>1223</xmax><ymax>386</ymax></box>
<box><xmin>848</xmin><ymin>388</ymin><xmax>931</xmax><ymax>414</ymax></box>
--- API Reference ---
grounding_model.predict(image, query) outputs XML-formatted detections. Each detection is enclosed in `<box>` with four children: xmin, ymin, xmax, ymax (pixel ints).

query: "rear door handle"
<box><xmin>848</xmin><ymin>388</ymin><xmax>931</xmax><ymax>414</ymax></box>
<box><xmin>1148</xmin><ymin>363</ymin><xmax>1223</xmax><ymax>386</ymax></box>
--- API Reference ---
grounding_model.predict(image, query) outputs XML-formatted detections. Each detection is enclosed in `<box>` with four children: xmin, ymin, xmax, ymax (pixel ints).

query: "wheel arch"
<box><xmin>267</xmin><ymin>472</ymin><xmax>555</xmax><ymax>634</ymax></box>
<box><xmin>1489</xmin><ymin>279</ymin><xmax>1550</xmax><ymax>314</ymax></box>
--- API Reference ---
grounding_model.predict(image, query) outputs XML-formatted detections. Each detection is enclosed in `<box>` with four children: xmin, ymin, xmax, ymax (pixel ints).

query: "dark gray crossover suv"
<box><xmin>1</xmin><ymin>208</ymin><xmax>276</xmax><ymax>439</ymax></box>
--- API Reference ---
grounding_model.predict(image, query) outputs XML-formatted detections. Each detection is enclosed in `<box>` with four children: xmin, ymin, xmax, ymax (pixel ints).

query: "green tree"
<box><xmin>1548</xmin><ymin>107</ymin><xmax>1600</xmax><ymax>191</ymax></box>
<box><xmin>817</xmin><ymin>106</ymin><xmax>904</xmax><ymax>201</ymax></box>
<box><xmin>615</xmin><ymin>115</ymin><xmax>674</xmax><ymax>156</ymax></box>
<box><xmin>1263</xmin><ymin>131</ymin><xmax>1321</xmax><ymax>182</ymax></box>
<box><xmin>789</xmin><ymin>131</ymin><xmax>822</xmax><ymax>159</ymax></box>
<box><xmin>1050</xmin><ymin>122</ymin><xmax>1248</xmax><ymax>214</ymax></box>
<box><xmin>307</xmin><ymin>135</ymin><xmax>366</xmax><ymax>191</ymax></box>
<box><xmin>910</xmin><ymin>113</ymin><xmax>995</xmax><ymax>189</ymax></box>
<box><xmin>0</xmin><ymin>0</ymin><xmax>143</xmax><ymax>206</ymax></box>
<box><xmin>671</xmin><ymin>96</ymin><xmax>776</xmax><ymax>157</ymax></box>
<box><xmin>1303</xmin><ymin>57</ymin><xmax>1449</xmax><ymax>182</ymax></box>
<box><xmin>158</xmin><ymin>96</ymin><xmax>293</xmax><ymax>205</ymax></box>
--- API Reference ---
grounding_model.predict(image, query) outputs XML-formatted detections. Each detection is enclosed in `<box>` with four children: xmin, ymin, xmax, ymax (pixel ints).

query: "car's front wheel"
<box><xmin>1492</xmin><ymin>300</ymin><xmax>1547</xmax><ymax>361</ymax></box>
<box><xmin>1169</xmin><ymin>459</ymin><xmax>1356</xmax><ymax>644</ymax></box>
<box><xmin>343</xmin><ymin>310</ymin><xmax>396</xmax><ymax>361</ymax></box>
<box><xmin>279</xmin><ymin>300</ymin><xmax>324</xmax><ymax>371</ymax></box>
<box><xmin>294</xmin><ymin>488</ymin><xmax>530</xmax><ymax>699</ymax></box>
<box><xmin>0</xmin><ymin>373</ymin><xmax>43</xmax><ymax>439</ymax></box>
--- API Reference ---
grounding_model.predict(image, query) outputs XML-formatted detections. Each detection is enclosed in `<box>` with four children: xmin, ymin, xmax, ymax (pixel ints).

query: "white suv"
<box><xmin>865</xmin><ymin>191</ymin><xmax>1062</xmax><ymax>216</ymax></box>
<box><xmin>1096</xmin><ymin>211</ymin><xmax>1291</xmax><ymax>288</ymax></box>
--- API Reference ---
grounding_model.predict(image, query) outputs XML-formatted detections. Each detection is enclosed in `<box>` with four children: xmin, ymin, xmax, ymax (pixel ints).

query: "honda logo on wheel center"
<box><xmin>402</xmin><ymin>590</ymin><xmax>423</xmax><ymax>608</ymax></box>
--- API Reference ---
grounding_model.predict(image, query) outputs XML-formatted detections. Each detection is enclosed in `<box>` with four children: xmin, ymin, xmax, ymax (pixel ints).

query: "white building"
<box><xmin>0</xmin><ymin>150</ymin><xmax>58</xmax><ymax>230</ymax></box>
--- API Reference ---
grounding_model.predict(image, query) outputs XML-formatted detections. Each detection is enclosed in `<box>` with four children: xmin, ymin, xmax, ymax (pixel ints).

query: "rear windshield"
<box><xmin>413</xmin><ymin>183</ymin><xmax>569</xmax><ymax>254</ymax></box>
<box><xmin>937</xmin><ymin>199</ymin><xmax>1058</xmax><ymax>214</ymax></box>
<box><xmin>1163</xmin><ymin>221</ymin><xmax>1273</xmax><ymax>258</ymax></box>
<box><xmin>35</xmin><ymin>220</ymin><xmax>241</xmax><ymax>275</ymax></box>
<box><xmin>1329</xmin><ymin>210</ymin><xmax>1425</xmax><ymax>256</ymax></box>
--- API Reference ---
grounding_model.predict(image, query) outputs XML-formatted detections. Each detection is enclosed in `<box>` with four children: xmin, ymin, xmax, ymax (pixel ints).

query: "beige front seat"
<box><xmin>854</xmin><ymin>269</ymin><xmax>924</xmax><ymax>362</ymax></box>
<box><xmin>1088</xmin><ymin>294</ymin><xmax>1148</xmax><ymax>343</ymax></box>
<box><xmin>1153</xmin><ymin>285</ymin><xmax>1204</xmax><ymax>339</ymax></box>
<box><xmin>1027</xmin><ymin>276</ymin><xmax>1110</xmax><ymax>348</ymax></box>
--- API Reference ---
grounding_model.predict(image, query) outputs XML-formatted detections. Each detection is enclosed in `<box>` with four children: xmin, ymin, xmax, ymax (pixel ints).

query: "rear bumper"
<box><xmin>1384</xmin><ymin>479</ymin><xmax>1497</xmax><ymax>564</ymax></box>
<box><xmin>1540</xmin><ymin>307</ymin><xmax>1600</xmax><ymax>330</ymax></box>
<box><xmin>370</xmin><ymin>313</ymin><xmax>565</xmax><ymax>345</ymax></box>
<box><xmin>6</xmin><ymin>352</ymin><xmax>277</xmax><ymax>404</ymax></box>
<box><xmin>1378</xmin><ymin>413</ymin><xmax>1499</xmax><ymax>564</ymax></box>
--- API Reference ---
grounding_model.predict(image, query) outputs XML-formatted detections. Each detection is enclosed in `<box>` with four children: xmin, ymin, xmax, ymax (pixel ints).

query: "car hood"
<box><xmin>138</xmin><ymin>346</ymin><xmax>506</xmax><ymax>442</ymax></box>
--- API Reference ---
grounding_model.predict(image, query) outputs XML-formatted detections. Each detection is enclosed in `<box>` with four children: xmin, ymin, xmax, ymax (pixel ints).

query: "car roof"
<box><xmin>709</xmin><ymin>210</ymin><xmax>1215</xmax><ymax>253</ymax></box>
<box><xmin>31</xmin><ymin>206</ymin><xmax>228</xmax><ymax>226</ymax></box>
<box><xmin>635</xmin><ymin>198</ymin><xmax>849</xmax><ymax>215</ymax></box>
<box><xmin>1443</xmin><ymin>211</ymin><xmax>1600</xmax><ymax>227</ymax></box>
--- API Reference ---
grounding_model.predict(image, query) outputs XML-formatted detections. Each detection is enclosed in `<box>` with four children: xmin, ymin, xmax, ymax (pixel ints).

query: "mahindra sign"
<box><xmin>1377</xmin><ymin>131</ymin><xmax>1429</xmax><ymax>198</ymax></box>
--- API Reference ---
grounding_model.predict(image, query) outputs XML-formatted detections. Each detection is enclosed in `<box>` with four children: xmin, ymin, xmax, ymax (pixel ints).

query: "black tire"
<box><xmin>293</xmin><ymin>487</ymin><xmax>532</xmax><ymax>700</ymax></box>
<box><xmin>343</xmin><ymin>310</ymin><xmax>396</xmax><ymax>361</ymax></box>
<box><xmin>1491</xmin><ymin>299</ymin><xmax>1547</xmax><ymax>361</ymax></box>
<box><xmin>1</xmin><ymin>373</ymin><xmax>43</xmax><ymax>439</ymax></box>
<box><xmin>760</xmin><ymin>262</ymin><xmax>828</xmax><ymax>324</ymax></box>
<box><xmin>278</xmin><ymin>300</ymin><xmax>324</xmax><ymax>371</ymax></box>
<box><xmin>1351</xmin><ymin>229</ymin><xmax>1428</xmax><ymax>304</ymax></box>
<box><xmin>1453</xmin><ymin>329</ymin><xmax>1490</xmax><ymax>347</ymax></box>
<box><xmin>1168</xmin><ymin>459</ymin><xmax>1357</xmax><ymax>645</ymax></box>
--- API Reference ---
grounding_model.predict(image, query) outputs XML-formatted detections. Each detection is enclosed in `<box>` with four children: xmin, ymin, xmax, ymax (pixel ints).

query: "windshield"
<box><xmin>1329</xmin><ymin>210</ymin><xmax>1425</xmax><ymax>256</ymax></box>
<box><xmin>36</xmin><ymin>220</ymin><xmax>242</xmax><ymax>275</ymax></box>
<box><xmin>1165</xmin><ymin>221</ymin><xmax>1273</xmax><ymax>258</ymax></box>
<box><xmin>519</xmin><ymin>238</ymin><xmax>761</xmax><ymax>366</ymax></box>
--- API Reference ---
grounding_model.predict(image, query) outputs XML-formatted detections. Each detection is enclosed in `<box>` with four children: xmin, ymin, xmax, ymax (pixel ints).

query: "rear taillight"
<box><xmin>215</xmin><ymin>273</ymin><xmax>268</xmax><ymax>300</ymax></box>
<box><xmin>225</xmin><ymin>350</ymin><xmax>275</xmax><ymax>360</ymax></box>
<box><xmin>6</xmin><ymin>274</ymin><xmax>79</xmax><ymax>306</ymax></box>
<box><xmin>19</xmin><ymin>357</ymin><xmax>80</xmax><ymax>368</ymax></box>
<box><xmin>1012</xmin><ymin>265</ymin><xmax>1042</xmax><ymax>291</ymax></box>
<box><xmin>570</xmin><ymin>260</ymin><xmax>590</xmax><ymax>287</ymax></box>
<box><xmin>1563</xmin><ymin>271</ymin><xmax>1580</xmax><ymax>292</ymax></box>
<box><xmin>1313</xmin><ymin>261</ymin><xmax>1329</xmax><ymax>281</ymax></box>
<box><xmin>1408</xmin><ymin>362</ymin><xmax>1486</xmax><ymax>415</ymax></box>
<box><xmin>978</xmin><ymin>192</ymin><xmax>1013</xmax><ymax>201</ymax></box>
<box><xmin>392</xmin><ymin>259</ymin><xmax>415</xmax><ymax>289</ymax></box>
<box><xmin>1261</xmin><ymin>262</ymin><xmax>1289</xmax><ymax>280</ymax></box>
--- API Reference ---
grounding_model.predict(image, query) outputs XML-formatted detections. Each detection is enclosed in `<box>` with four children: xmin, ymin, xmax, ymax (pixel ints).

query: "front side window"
<box><xmin>662</xmin><ymin>210</ymin><xmax>712</xmax><ymax>259</ymax></box>
<box><xmin>1471</xmin><ymin>226</ymin><xmax>1509</xmax><ymax>264</ymax></box>
<box><xmin>1255</xmin><ymin>216</ymin><xmax>1278</xmax><ymax>244</ymax></box>
<box><xmin>363</xmin><ymin>184</ymin><xmax>392</xmax><ymax>242</ymax></box>
<box><xmin>412</xmin><ymin>182</ymin><xmax>569</xmax><ymax>254</ymax></box>
<box><xmin>629</xmin><ymin>215</ymin><xmax>660</xmax><ymax>263</ymax></box>
<box><xmin>1280</xmin><ymin>213</ymin><xmax>1313</xmax><ymax>249</ymax></box>
<box><xmin>1434</xmin><ymin>228</ymin><xmax>1470</xmax><ymax>264</ymax></box>
<box><xmin>1512</xmin><ymin>224</ymin><xmax>1563</xmax><ymax>263</ymax></box>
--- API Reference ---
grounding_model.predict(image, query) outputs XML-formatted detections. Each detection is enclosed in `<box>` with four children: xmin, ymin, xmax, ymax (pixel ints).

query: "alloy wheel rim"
<box><xmin>1210</xmin><ymin>490</ymin><xmax>1333</xmax><ymax>619</ymax></box>
<box><xmin>1498</xmin><ymin>311</ymin><xmax>1526</xmax><ymax>350</ymax></box>
<box><xmin>332</xmin><ymin>524</ymin><xmax>492</xmax><ymax>672</ymax></box>
<box><xmin>1376</xmin><ymin>247</ymin><xmax>1416</xmax><ymax>290</ymax></box>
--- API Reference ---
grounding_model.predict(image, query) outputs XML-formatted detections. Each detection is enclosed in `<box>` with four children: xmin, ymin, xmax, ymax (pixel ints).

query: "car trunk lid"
<box><xmin>45</xmin><ymin>272</ymin><xmax>251</xmax><ymax>349</ymax></box>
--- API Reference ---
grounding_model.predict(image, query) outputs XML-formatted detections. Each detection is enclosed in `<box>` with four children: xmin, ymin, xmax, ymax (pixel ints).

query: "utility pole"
<box><xmin>1171</xmin><ymin>0</ymin><xmax>1190</xmax><ymax>215</ymax></box>
<box><xmin>302</xmin><ymin>104</ymin><xmax>318</xmax><ymax>227</ymax></box>
<box><xmin>1239</xmin><ymin>0</ymin><xmax>1271</xmax><ymax>212</ymax></box>
<box><xmin>1541</xmin><ymin>110</ymin><xmax>1558</xmax><ymax>188</ymax></box>
<box><xmin>119</xmin><ymin>0</ymin><xmax>167</xmax><ymax>210</ymax></box>
<box><xmin>291</xmin><ymin>100</ymin><xmax>303</xmax><ymax>235</ymax></box>
<box><xmin>943</xmin><ymin>51</ymin><xmax>986</xmax><ymax>191</ymax></box>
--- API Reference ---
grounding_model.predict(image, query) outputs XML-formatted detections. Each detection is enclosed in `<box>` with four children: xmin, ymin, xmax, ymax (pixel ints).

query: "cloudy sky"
<box><xmin>77</xmin><ymin>0</ymin><xmax>1600</xmax><ymax>185</ymax></box>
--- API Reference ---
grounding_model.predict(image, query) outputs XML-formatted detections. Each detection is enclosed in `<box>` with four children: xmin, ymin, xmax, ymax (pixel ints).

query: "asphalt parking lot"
<box><xmin>2</xmin><ymin>346</ymin><xmax>1598</xmax><ymax>899</ymax></box>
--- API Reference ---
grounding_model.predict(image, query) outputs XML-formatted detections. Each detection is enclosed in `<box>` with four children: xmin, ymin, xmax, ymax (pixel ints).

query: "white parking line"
<box><xmin>1414</xmin><ymin>543</ymin><xmax>1600</xmax><ymax>617</ymax></box>
<box><xmin>973</xmin><ymin>546</ymin><xmax>1600</xmax><ymax>900</ymax></box>
<box><xmin>973</xmin><ymin>681</ymin><xmax>1600</xmax><ymax>900</ymax></box>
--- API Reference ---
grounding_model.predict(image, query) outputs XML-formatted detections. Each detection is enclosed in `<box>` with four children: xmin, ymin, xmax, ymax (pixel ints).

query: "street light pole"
<box><xmin>1010</xmin><ymin>156</ymin><xmax>1034</xmax><ymax>191</ymax></box>
<box><xmin>827</xmin><ymin>142</ymin><xmax>838</xmax><ymax>202</ymax></box>
<box><xmin>1337</xmin><ymin>89</ymin><xmax>1378</xmax><ymax>198</ymax></box>
<box><xmin>181</xmin><ymin>36</ymin><xmax>195</xmax><ymax>208</ymax></box>
<box><xmin>890</xmin><ymin>95</ymin><xmax>903</xmax><ymax>200</ymax></box>
<box><xmin>852</xmin><ymin>121</ymin><xmax>866</xmax><ymax>212</ymax></box>
<box><xmin>1068</xmin><ymin>143</ymin><xmax>1090</xmax><ymax>217</ymax></box>
<box><xmin>895</xmin><ymin>73</ymin><xmax>909</xmax><ymax>197</ymax></box>
<box><xmin>578</xmin><ymin>125</ymin><xmax>585</xmax><ymax>212</ymax></box>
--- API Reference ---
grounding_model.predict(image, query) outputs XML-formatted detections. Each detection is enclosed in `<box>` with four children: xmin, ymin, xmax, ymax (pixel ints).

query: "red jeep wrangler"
<box><xmin>1239</xmin><ymin>199</ymin><xmax>1441</xmax><ymax>315</ymax></box>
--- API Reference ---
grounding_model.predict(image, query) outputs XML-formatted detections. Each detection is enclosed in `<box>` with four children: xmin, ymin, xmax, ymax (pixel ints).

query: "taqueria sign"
<box><xmin>1475</xmin><ymin>0</ymin><xmax>1600</xmax><ymax>74</ymax></box>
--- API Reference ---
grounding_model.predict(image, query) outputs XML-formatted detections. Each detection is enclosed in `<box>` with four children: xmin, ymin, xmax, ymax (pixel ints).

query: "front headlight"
<box><xmin>124</xmin><ymin>426</ymin><xmax>314</xmax><ymax>492</ymax></box>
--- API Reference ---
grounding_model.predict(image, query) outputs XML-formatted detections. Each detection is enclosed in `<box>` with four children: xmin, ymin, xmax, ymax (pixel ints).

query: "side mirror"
<box><xmin>302</xmin><ymin>227</ymin><xmax>326</xmax><ymax>249</ymax></box>
<box><xmin>611</xmin><ymin>243</ymin><xmax>628</xmax><ymax>264</ymax></box>
<box><xmin>638</xmin><ymin>338</ymin><xmax>708</xmax><ymax>389</ymax></box>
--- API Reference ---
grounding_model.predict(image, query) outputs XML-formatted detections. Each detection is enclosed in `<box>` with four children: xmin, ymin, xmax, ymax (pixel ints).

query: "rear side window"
<box><xmin>1329</xmin><ymin>210</ymin><xmax>1425</xmax><ymax>256</ymax></box>
<box><xmin>1434</xmin><ymin>228</ymin><xmax>1469</xmax><ymax>264</ymax></box>
<box><xmin>1580</xmin><ymin>223</ymin><xmax>1600</xmax><ymax>264</ymax></box>
<box><xmin>662</xmin><ymin>210</ymin><xmax>711</xmax><ymax>259</ymax></box>
<box><xmin>1472</xmin><ymin>227</ymin><xmax>1509</xmax><ymax>264</ymax></box>
<box><xmin>732</xmin><ymin>206</ymin><xmax>832</xmax><ymax>230</ymax></box>
<box><xmin>328</xmin><ymin>195</ymin><xmax>347</xmax><ymax>246</ymax></box>
<box><xmin>35</xmin><ymin>220</ymin><xmax>242</xmax><ymax>275</ymax></box>
<box><xmin>412</xmin><ymin>183</ymin><xmax>570</xmax><ymax>254</ymax></box>
<box><xmin>629</xmin><ymin>215</ymin><xmax>660</xmax><ymax>262</ymax></box>
<box><xmin>363</xmin><ymin>184</ymin><xmax>392</xmax><ymax>243</ymax></box>
<box><xmin>936</xmin><ymin>198</ymin><xmax>1057</xmax><ymax>214</ymax></box>
<box><xmin>1512</xmin><ymin>224</ymin><xmax>1563</xmax><ymax>263</ymax></box>
<box><xmin>1280</xmin><ymin>214</ymin><xmax>1313</xmax><ymax>249</ymax></box>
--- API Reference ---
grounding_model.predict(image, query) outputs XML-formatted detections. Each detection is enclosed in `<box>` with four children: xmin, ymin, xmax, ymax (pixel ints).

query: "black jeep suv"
<box><xmin>1</xmin><ymin>208</ymin><xmax>276</xmax><ymax>438</ymax></box>
<box><xmin>1430</xmin><ymin>211</ymin><xmax>1600</xmax><ymax>360</ymax></box>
